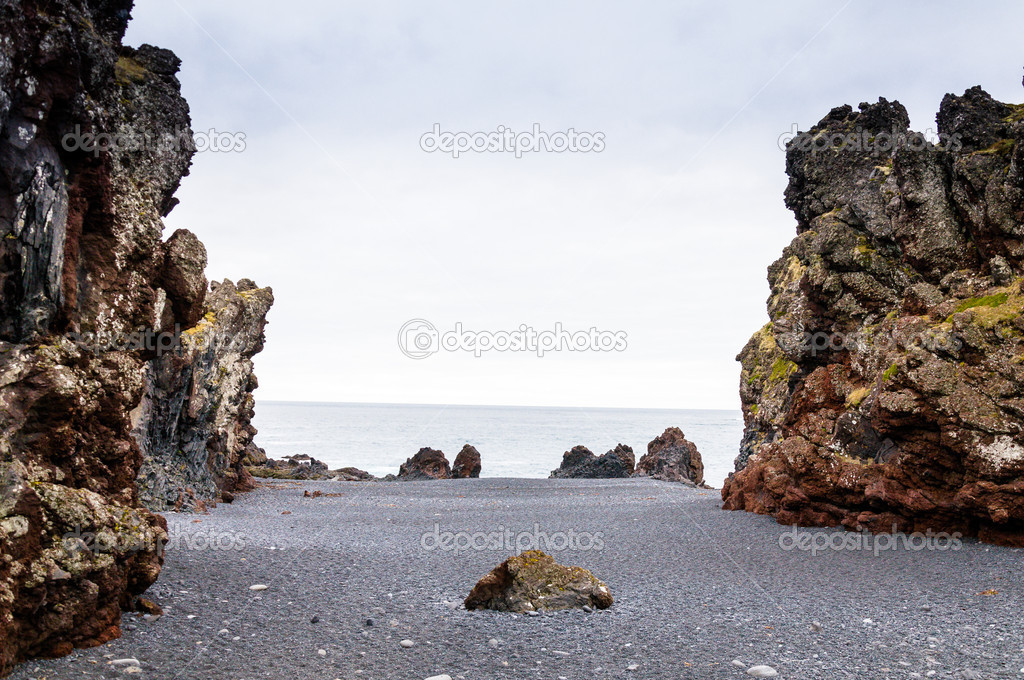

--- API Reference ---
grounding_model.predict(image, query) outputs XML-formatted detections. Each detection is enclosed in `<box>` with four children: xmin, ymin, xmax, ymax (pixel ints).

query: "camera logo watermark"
<box><xmin>778</xmin><ymin>123</ymin><xmax>962</xmax><ymax>154</ymax></box>
<box><xmin>779</xmin><ymin>525</ymin><xmax>962</xmax><ymax>557</ymax></box>
<box><xmin>421</xmin><ymin>523</ymin><xmax>605</xmax><ymax>554</ymax></box>
<box><xmin>398</xmin><ymin>319</ymin><xmax>628</xmax><ymax>359</ymax></box>
<box><xmin>62</xmin><ymin>125</ymin><xmax>246</xmax><ymax>157</ymax></box>
<box><xmin>420</xmin><ymin>124</ymin><xmax>605</xmax><ymax>158</ymax></box>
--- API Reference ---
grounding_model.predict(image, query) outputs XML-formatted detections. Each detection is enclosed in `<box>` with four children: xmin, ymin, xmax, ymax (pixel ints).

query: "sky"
<box><xmin>123</xmin><ymin>0</ymin><xmax>1024</xmax><ymax>410</ymax></box>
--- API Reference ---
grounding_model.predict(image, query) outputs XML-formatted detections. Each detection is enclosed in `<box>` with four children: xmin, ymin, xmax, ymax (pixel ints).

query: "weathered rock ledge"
<box><xmin>133</xmin><ymin>278</ymin><xmax>274</xmax><ymax>511</ymax></box>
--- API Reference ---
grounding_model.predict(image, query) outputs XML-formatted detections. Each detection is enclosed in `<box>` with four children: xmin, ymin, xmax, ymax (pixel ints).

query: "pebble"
<box><xmin>365</xmin><ymin>619</ymin><xmax>373</xmax><ymax>627</ymax></box>
<box><xmin>810</xmin><ymin>621</ymin><xmax>823</xmax><ymax>632</ymax></box>
<box><xmin>732</xmin><ymin>660</ymin><xmax>747</xmax><ymax>668</ymax></box>
<box><xmin>488</xmin><ymin>639</ymin><xmax>499</xmax><ymax>648</ymax></box>
<box><xmin>400</xmin><ymin>639</ymin><xmax>415</xmax><ymax>648</ymax></box>
<box><xmin>627</xmin><ymin>663</ymin><xmax>640</xmax><ymax>671</ymax></box>
<box><xmin>526</xmin><ymin>610</ymin><xmax>540</xmax><ymax>617</ymax></box>
<box><xmin>582</xmin><ymin>605</ymin><xmax>594</xmax><ymax>613</ymax></box>
<box><xmin>424</xmin><ymin>676</ymin><xmax>452</xmax><ymax>680</ymax></box>
<box><xmin>310</xmin><ymin>616</ymin><xmax>319</xmax><ymax>624</ymax></box>
<box><xmin>110</xmin><ymin>658</ymin><xmax>140</xmax><ymax>667</ymax></box>
<box><xmin>318</xmin><ymin>649</ymin><xmax>327</xmax><ymax>657</ymax></box>
<box><xmin>249</xmin><ymin>584</ymin><xmax>268</xmax><ymax>591</ymax></box>
<box><xmin>747</xmin><ymin>666</ymin><xmax>779</xmax><ymax>678</ymax></box>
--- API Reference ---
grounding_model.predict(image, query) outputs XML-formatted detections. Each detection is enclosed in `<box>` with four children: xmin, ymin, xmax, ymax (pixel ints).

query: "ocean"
<box><xmin>251</xmin><ymin>402</ymin><xmax>744</xmax><ymax>488</ymax></box>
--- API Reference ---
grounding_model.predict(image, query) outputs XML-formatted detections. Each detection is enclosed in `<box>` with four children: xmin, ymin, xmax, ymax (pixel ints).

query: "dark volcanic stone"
<box><xmin>549</xmin><ymin>444</ymin><xmax>635</xmax><ymax>479</ymax></box>
<box><xmin>635</xmin><ymin>427</ymin><xmax>705</xmax><ymax>485</ymax></box>
<box><xmin>452</xmin><ymin>444</ymin><xmax>482</xmax><ymax>478</ymax></box>
<box><xmin>397</xmin><ymin>448</ymin><xmax>452</xmax><ymax>480</ymax></box>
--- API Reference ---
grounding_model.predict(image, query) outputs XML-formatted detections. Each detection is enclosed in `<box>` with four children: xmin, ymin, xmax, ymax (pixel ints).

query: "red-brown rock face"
<box><xmin>722</xmin><ymin>87</ymin><xmax>1024</xmax><ymax>547</ymax></box>
<box><xmin>452</xmin><ymin>444</ymin><xmax>482</xmax><ymax>478</ymax></box>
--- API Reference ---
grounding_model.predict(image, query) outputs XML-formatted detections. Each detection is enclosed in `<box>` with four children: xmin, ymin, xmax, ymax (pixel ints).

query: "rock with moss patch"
<box><xmin>464</xmin><ymin>550</ymin><xmax>613</xmax><ymax>612</ymax></box>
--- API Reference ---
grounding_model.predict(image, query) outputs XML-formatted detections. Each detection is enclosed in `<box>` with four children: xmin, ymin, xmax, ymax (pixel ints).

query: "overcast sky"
<box><xmin>124</xmin><ymin>1</ymin><xmax>1024</xmax><ymax>410</ymax></box>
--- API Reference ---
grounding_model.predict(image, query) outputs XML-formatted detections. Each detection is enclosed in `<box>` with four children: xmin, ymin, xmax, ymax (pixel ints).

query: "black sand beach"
<box><xmin>10</xmin><ymin>479</ymin><xmax>1022</xmax><ymax>680</ymax></box>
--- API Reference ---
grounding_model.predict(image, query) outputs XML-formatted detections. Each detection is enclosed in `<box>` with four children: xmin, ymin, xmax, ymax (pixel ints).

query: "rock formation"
<box><xmin>397</xmin><ymin>447</ymin><xmax>452</xmax><ymax>480</ymax></box>
<box><xmin>0</xmin><ymin>1</ymin><xmax>181</xmax><ymax>669</ymax></box>
<box><xmin>0</xmin><ymin>0</ymin><xmax>272</xmax><ymax>670</ymax></box>
<box><xmin>132</xmin><ymin>278</ymin><xmax>273</xmax><ymax>510</ymax></box>
<box><xmin>723</xmin><ymin>85</ymin><xmax>1024</xmax><ymax>547</ymax></box>
<box><xmin>452</xmin><ymin>444</ymin><xmax>482</xmax><ymax>478</ymax></box>
<box><xmin>249</xmin><ymin>455</ymin><xmax>331</xmax><ymax>480</ymax></box>
<box><xmin>549</xmin><ymin>444</ymin><xmax>636</xmax><ymax>479</ymax></box>
<box><xmin>635</xmin><ymin>427</ymin><xmax>705</xmax><ymax>485</ymax></box>
<box><xmin>464</xmin><ymin>550</ymin><xmax>613</xmax><ymax>613</ymax></box>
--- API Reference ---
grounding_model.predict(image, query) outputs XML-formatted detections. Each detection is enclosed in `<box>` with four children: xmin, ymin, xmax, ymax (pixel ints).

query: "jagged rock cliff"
<box><xmin>0</xmin><ymin>0</ymin><xmax>271</xmax><ymax>671</ymax></box>
<box><xmin>723</xmin><ymin>84</ymin><xmax>1024</xmax><ymax>546</ymax></box>
<box><xmin>133</xmin><ymin>278</ymin><xmax>273</xmax><ymax>511</ymax></box>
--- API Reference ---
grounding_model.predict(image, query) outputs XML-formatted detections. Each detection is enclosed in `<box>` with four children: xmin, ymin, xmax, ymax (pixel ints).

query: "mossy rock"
<box><xmin>115</xmin><ymin>55</ymin><xmax>148</xmax><ymax>85</ymax></box>
<box><xmin>464</xmin><ymin>550</ymin><xmax>613</xmax><ymax>612</ymax></box>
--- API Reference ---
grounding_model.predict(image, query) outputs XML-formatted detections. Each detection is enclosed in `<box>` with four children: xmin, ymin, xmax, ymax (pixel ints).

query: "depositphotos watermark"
<box><xmin>420</xmin><ymin>124</ymin><xmax>605</xmax><ymax>158</ymax></box>
<box><xmin>776</xmin><ymin>327</ymin><xmax>962</xmax><ymax>357</ymax></box>
<box><xmin>62</xmin><ymin>125</ymin><xmax>247</xmax><ymax>157</ymax></box>
<box><xmin>421</xmin><ymin>523</ymin><xmax>605</xmax><ymax>554</ymax></box>
<box><xmin>779</xmin><ymin>525</ymin><xmax>962</xmax><ymax>557</ymax></box>
<box><xmin>777</xmin><ymin>124</ymin><xmax>962</xmax><ymax>154</ymax></box>
<box><xmin>63</xmin><ymin>326</ymin><xmax>251</xmax><ymax>357</ymax></box>
<box><xmin>398</xmin><ymin>320</ymin><xmax>628</xmax><ymax>359</ymax></box>
<box><xmin>61</xmin><ymin>525</ymin><xmax>248</xmax><ymax>557</ymax></box>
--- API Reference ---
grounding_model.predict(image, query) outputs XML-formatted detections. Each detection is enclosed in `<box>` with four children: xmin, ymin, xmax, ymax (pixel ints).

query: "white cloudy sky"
<box><xmin>125</xmin><ymin>1</ymin><xmax>1024</xmax><ymax>409</ymax></box>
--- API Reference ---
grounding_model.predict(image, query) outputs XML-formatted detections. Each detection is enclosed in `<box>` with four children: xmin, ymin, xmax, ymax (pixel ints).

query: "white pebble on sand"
<box><xmin>249</xmin><ymin>584</ymin><xmax>268</xmax><ymax>591</ymax></box>
<box><xmin>111</xmin><ymin>659</ymin><xmax>140</xmax><ymax>667</ymax></box>
<box><xmin>400</xmin><ymin>639</ymin><xmax>415</xmax><ymax>648</ymax></box>
<box><xmin>747</xmin><ymin>666</ymin><xmax>779</xmax><ymax>678</ymax></box>
<box><xmin>424</xmin><ymin>675</ymin><xmax>452</xmax><ymax>680</ymax></box>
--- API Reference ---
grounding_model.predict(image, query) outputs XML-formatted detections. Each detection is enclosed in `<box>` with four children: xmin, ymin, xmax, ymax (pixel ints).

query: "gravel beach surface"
<box><xmin>10</xmin><ymin>478</ymin><xmax>1023</xmax><ymax>680</ymax></box>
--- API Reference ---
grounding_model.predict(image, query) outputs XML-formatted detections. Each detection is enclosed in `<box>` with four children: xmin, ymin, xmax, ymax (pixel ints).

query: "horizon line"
<box><xmin>254</xmin><ymin>399</ymin><xmax>742</xmax><ymax>412</ymax></box>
